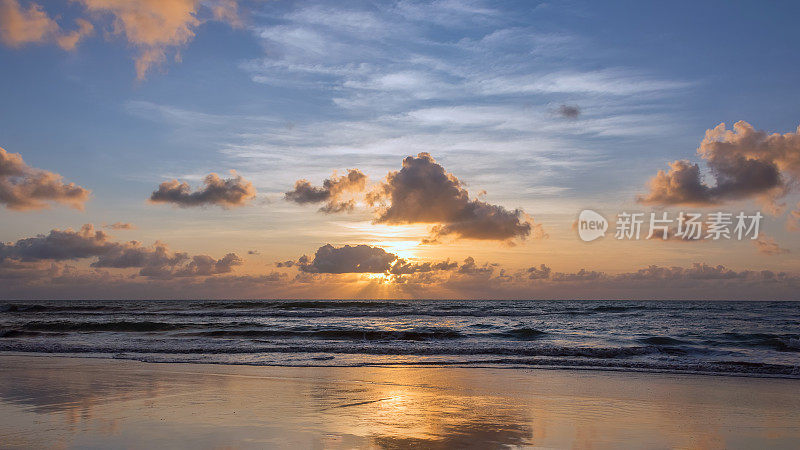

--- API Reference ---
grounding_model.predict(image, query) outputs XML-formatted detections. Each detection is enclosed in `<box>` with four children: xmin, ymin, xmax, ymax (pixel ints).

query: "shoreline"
<box><xmin>2</xmin><ymin>354</ymin><xmax>799</xmax><ymax>448</ymax></box>
<box><xmin>3</xmin><ymin>351</ymin><xmax>799</xmax><ymax>380</ymax></box>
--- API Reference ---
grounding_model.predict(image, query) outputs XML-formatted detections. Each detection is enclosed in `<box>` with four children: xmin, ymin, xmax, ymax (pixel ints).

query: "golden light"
<box><xmin>334</xmin><ymin>221</ymin><xmax>431</xmax><ymax>259</ymax></box>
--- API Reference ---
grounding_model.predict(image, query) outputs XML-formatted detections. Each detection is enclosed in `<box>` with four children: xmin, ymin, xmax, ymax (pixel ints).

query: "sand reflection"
<box><xmin>1</xmin><ymin>356</ymin><xmax>799</xmax><ymax>449</ymax></box>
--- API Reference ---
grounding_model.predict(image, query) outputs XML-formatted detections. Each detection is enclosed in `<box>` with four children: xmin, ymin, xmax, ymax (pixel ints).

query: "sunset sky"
<box><xmin>1</xmin><ymin>0</ymin><xmax>799</xmax><ymax>299</ymax></box>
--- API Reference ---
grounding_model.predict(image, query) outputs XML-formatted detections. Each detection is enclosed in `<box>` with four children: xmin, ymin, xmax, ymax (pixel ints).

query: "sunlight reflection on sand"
<box><xmin>1</xmin><ymin>355</ymin><xmax>799</xmax><ymax>448</ymax></box>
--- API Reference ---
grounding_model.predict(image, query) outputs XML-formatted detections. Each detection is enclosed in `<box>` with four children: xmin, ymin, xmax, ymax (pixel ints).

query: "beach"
<box><xmin>1</xmin><ymin>355</ymin><xmax>799</xmax><ymax>449</ymax></box>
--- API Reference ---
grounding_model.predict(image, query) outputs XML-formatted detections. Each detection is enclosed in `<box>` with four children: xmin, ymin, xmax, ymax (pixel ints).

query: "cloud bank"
<box><xmin>0</xmin><ymin>224</ymin><xmax>243</xmax><ymax>280</ymax></box>
<box><xmin>0</xmin><ymin>146</ymin><xmax>90</xmax><ymax>211</ymax></box>
<box><xmin>1</xmin><ymin>231</ymin><xmax>797</xmax><ymax>300</ymax></box>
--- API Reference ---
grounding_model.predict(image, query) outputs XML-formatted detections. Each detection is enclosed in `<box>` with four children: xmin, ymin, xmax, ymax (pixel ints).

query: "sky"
<box><xmin>1</xmin><ymin>0</ymin><xmax>799</xmax><ymax>299</ymax></box>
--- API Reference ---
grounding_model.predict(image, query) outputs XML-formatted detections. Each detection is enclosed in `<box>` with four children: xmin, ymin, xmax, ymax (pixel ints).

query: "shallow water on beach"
<box><xmin>1</xmin><ymin>300</ymin><xmax>799</xmax><ymax>377</ymax></box>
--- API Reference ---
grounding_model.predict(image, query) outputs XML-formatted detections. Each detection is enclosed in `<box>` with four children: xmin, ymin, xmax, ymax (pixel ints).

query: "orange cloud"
<box><xmin>77</xmin><ymin>0</ymin><xmax>240</xmax><ymax>79</ymax></box>
<box><xmin>0</xmin><ymin>0</ymin><xmax>93</xmax><ymax>50</ymax></box>
<box><xmin>0</xmin><ymin>146</ymin><xmax>91</xmax><ymax>211</ymax></box>
<box><xmin>0</xmin><ymin>0</ymin><xmax>240</xmax><ymax>79</ymax></box>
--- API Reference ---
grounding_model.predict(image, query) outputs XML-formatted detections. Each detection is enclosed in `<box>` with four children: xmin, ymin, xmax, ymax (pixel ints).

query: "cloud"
<box><xmin>457</xmin><ymin>256</ymin><xmax>496</xmax><ymax>276</ymax></box>
<box><xmin>389</xmin><ymin>258</ymin><xmax>458</xmax><ymax>275</ymax></box>
<box><xmin>56</xmin><ymin>18</ymin><xmax>94</xmax><ymax>51</ymax></box>
<box><xmin>284</xmin><ymin>153</ymin><xmax>539</xmax><ymax>243</ymax></box>
<box><xmin>0</xmin><ymin>0</ymin><xmax>93</xmax><ymax>50</ymax></box>
<box><xmin>149</xmin><ymin>171</ymin><xmax>256</xmax><ymax>208</ymax></box>
<box><xmin>527</xmin><ymin>262</ymin><xmax>788</xmax><ymax>284</ymax></box>
<box><xmin>638</xmin><ymin>121</ymin><xmax>800</xmax><ymax>209</ymax></box>
<box><xmin>551</xmin><ymin>268</ymin><xmax>604</xmax><ymax>282</ymax></box>
<box><xmin>298</xmin><ymin>244</ymin><xmax>397</xmax><ymax>274</ymax></box>
<box><xmin>0</xmin><ymin>0</ymin><xmax>240</xmax><ymax>79</ymax></box>
<box><xmin>104</xmin><ymin>222</ymin><xmax>135</xmax><ymax>230</ymax></box>
<box><xmin>555</xmin><ymin>104</ymin><xmax>580</xmax><ymax>119</ymax></box>
<box><xmin>789</xmin><ymin>203</ymin><xmax>800</xmax><ymax>231</ymax></box>
<box><xmin>0</xmin><ymin>224</ymin><xmax>243</xmax><ymax>280</ymax></box>
<box><xmin>0</xmin><ymin>224</ymin><xmax>113</xmax><ymax>261</ymax></box>
<box><xmin>174</xmin><ymin>253</ymin><xmax>242</xmax><ymax>277</ymax></box>
<box><xmin>369</xmin><ymin>153</ymin><xmax>534</xmax><ymax>242</ymax></box>
<box><xmin>526</xmin><ymin>264</ymin><xmax>551</xmax><ymax>279</ymax></box>
<box><xmin>293</xmin><ymin>243</ymin><xmax>461</xmax><ymax>277</ymax></box>
<box><xmin>753</xmin><ymin>236</ymin><xmax>789</xmax><ymax>256</ymax></box>
<box><xmin>76</xmin><ymin>0</ymin><xmax>243</xmax><ymax>79</ymax></box>
<box><xmin>285</xmin><ymin>169</ymin><xmax>367</xmax><ymax>213</ymax></box>
<box><xmin>0</xmin><ymin>147</ymin><xmax>91</xmax><ymax>211</ymax></box>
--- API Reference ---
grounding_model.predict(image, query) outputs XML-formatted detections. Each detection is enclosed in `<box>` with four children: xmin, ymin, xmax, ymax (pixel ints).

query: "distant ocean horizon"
<box><xmin>2</xmin><ymin>300</ymin><xmax>799</xmax><ymax>378</ymax></box>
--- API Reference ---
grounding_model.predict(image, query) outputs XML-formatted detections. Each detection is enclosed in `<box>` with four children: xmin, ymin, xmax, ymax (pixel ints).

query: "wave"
<box><xmin>1</xmin><ymin>303</ymin><xmax>122</xmax><ymax>313</ymax></box>
<box><xmin>590</xmin><ymin>305</ymin><xmax>645</xmax><ymax>313</ymax></box>
<box><xmin>17</xmin><ymin>321</ymin><xmax>192</xmax><ymax>332</ymax></box>
<box><xmin>3</xmin><ymin>341</ymin><xmax>797</xmax><ymax>376</ymax></box>
<box><xmin>0</xmin><ymin>329</ymin><xmax>43</xmax><ymax>338</ymax></box>
<box><xmin>0</xmin><ymin>340</ymin><xmax>665</xmax><ymax>358</ymax></box>
<box><xmin>498</xmin><ymin>327</ymin><xmax>547</xmax><ymax>339</ymax></box>
<box><xmin>716</xmin><ymin>332</ymin><xmax>800</xmax><ymax>352</ymax></box>
<box><xmin>194</xmin><ymin>328</ymin><xmax>463</xmax><ymax>341</ymax></box>
<box><xmin>198</xmin><ymin>301</ymin><xmax>411</xmax><ymax>310</ymax></box>
<box><xmin>638</xmin><ymin>336</ymin><xmax>689</xmax><ymax>346</ymax></box>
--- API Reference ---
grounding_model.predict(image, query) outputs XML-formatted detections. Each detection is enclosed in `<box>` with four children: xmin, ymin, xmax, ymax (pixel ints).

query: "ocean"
<box><xmin>1</xmin><ymin>300</ymin><xmax>798</xmax><ymax>377</ymax></box>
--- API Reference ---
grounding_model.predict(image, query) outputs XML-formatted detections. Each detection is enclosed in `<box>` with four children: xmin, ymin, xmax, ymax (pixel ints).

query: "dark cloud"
<box><xmin>285</xmin><ymin>153</ymin><xmax>539</xmax><ymax>243</ymax></box>
<box><xmin>92</xmin><ymin>241</ymin><xmax>241</xmax><ymax>279</ymax></box>
<box><xmin>150</xmin><ymin>171</ymin><xmax>256</xmax><ymax>208</ymax></box>
<box><xmin>457</xmin><ymin>257</ymin><xmax>496</xmax><ymax>276</ymax></box>
<box><xmin>551</xmin><ymin>268</ymin><xmax>604</xmax><ymax>282</ymax></box>
<box><xmin>0</xmin><ymin>224</ymin><xmax>243</xmax><ymax>280</ymax></box>
<box><xmin>247</xmin><ymin>250</ymin><xmax>260</xmax><ymax>255</ymax></box>
<box><xmin>526</xmin><ymin>264</ymin><xmax>551</xmax><ymax>280</ymax></box>
<box><xmin>203</xmin><ymin>272</ymin><xmax>287</xmax><ymax>287</ymax></box>
<box><xmin>0</xmin><ymin>146</ymin><xmax>91</xmax><ymax>211</ymax></box>
<box><xmin>285</xmin><ymin>169</ymin><xmax>367</xmax><ymax>213</ymax></box>
<box><xmin>389</xmin><ymin>258</ymin><xmax>458</xmax><ymax>275</ymax></box>
<box><xmin>369</xmin><ymin>153</ymin><xmax>534</xmax><ymax>242</ymax></box>
<box><xmin>174</xmin><ymin>253</ymin><xmax>242</xmax><ymax>277</ymax></box>
<box><xmin>555</xmin><ymin>104</ymin><xmax>580</xmax><ymax>119</ymax></box>
<box><xmin>0</xmin><ymin>224</ymin><xmax>113</xmax><ymax>261</ymax></box>
<box><xmin>638</xmin><ymin>121</ymin><xmax>800</xmax><ymax>209</ymax></box>
<box><xmin>298</xmin><ymin>244</ymin><xmax>396</xmax><ymax>274</ymax></box>
<box><xmin>292</xmin><ymin>244</ymin><xmax>461</xmax><ymax>276</ymax></box>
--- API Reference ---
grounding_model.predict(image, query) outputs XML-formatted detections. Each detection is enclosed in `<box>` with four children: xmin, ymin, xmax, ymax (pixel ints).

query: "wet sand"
<box><xmin>1</xmin><ymin>355</ymin><xmax>798</xmax><ymax>449</ymax></box>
